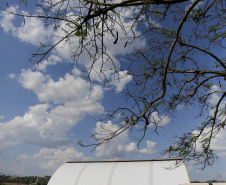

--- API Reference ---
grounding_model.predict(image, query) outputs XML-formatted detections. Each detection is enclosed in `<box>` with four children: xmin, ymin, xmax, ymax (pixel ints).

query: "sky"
<box><xmin>0</xmin><ymin>0</ymin><xmax>225</xmax><ymax>182</ymax></box>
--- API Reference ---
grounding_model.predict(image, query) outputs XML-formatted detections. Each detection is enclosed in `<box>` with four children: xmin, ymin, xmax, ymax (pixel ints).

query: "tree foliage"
<box><xmin>1</xmin><ymin>0</ymin><xmax>226</xmax><ymax>168</ymax></box>
<box><xmin>0</xmin><ymin>174</ymin><xmax>50</xmax><ymax>185</ymax></box>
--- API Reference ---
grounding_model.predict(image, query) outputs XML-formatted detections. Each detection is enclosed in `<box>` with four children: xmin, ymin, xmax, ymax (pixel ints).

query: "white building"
<box><xmin>48</xmin><ymin>159</ymin><xmax>190</xmax><ymax>185</ymax></box>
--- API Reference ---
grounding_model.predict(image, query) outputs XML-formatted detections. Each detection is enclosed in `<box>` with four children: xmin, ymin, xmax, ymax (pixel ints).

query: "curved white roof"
<box><xmin>48</xmin><ymin>160</ymin><xmax>190</xmax><ymax>185</ymax></box>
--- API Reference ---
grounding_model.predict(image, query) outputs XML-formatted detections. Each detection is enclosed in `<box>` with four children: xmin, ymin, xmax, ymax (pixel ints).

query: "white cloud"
<box><xmin>51</xmin><ymin>21</ymin><xmax>123</xmax><ymax>86</ymax></box>
<box><xmin>0</xmin><ymin>2</ymin><xmax>149</xmax><ymax>176</ymax></box>
<box><xmin>209</xmin><ymin>85</ymin><xmax>221</xmax><ymax>105</ymax></box>
<box><xmin>0</xmin><ymin>104</ymin><xmax>69</xmax><ymax>148</ymax></box>
<box><xmin>125</xmin><ymin>142</ymin><xmax>137</xmax><ymax>153</ymax></box>
<box><xmin>43</xmin><ymin>0</ymin><xmax>81</xmax><ymax>12</ymax></box>
<box><xmin>53</xmin><ymin>15</ymin><xmax>144</xmax><ymax>61</ymax></box>
<box><xmin>139</xmin><ymin>140</ymin><xmax>157</xmax><ymax>154</ymax></box>
<box><xmin>94</xmin><ymin>121</ymin><xmax>157</xmax><ymax>159</ymax></box>
<box><xmin>37</xmin><ymin>55</ymin><xmax>62</xmax><ymax>71</ymax></box>
<box><xmin>95</xmin><ymin>121</ymin><xmax>129</xmax><ymax>159</ymax></box>
<box><xmin>0</xmin><ymin>68</ymin><xmax>105</xmax><ymax>149</ymax></box>
<box><xmin>19</xmin><ymin>69</ymin><xmax>48</xmax><ymax>93</ymax></box>
<box><xmin>0</xmin><ymin>6</ymin><xmax>52</xmax><ymax>46</ymax></box>
<box><xmin>192</xmin><ymin>127</ymin><xmax>226</xmax><ymax>152</ymax></box>
<box><xmin>208</xmin><ymin>86</ymin><xmax>226</xmax><ymax>120</ymax></box>
<box><xmin>187</xmin><ymin>0</ymin><xmax>204</xmax><ymax>10</ymax></box>
<box><xmin>19</xmin><ymin>68</ymin><xmax>104</xmax><ymax>105</ymax></box>
<box><xmin>190</xmin><ymin>0</ymin><xmax>204</xmax><ymax>6</ymax></box>
<box><xmin>51</xmin><ymin>13</ymin><xmax>143</xmax><ymax>92</ymax></box>
<box><xmin>110</xmin><ymin>70</ymin><xmax>132</xmax><ymax>93</ymax></box>
<box><xmin>1</xmin><ymin>5</ymin><xmax>141</xmax><ymax>93</ymax></box>
<box><xmin>8</xmin><ymin>73</ymin><xmax>16</xmax><ymax>79</ymax></box>
<box><xmin>24</xmin><ymin>147</ymin><xmax>92</xmax><ymax>170</ymax></box>
<box><xmin>205</xmin><ymin>86</ymin><xmax>226</xmax><ymax>150</ymax></box>
<box><xmin>0</xmin><ymin>146</ymin><xmax>92</xmax><ymax>176</ymax></box>
<box><xmin>125</xmin><ymin>141</ymin><xmax>157</xmax><ymax>154</ymax></box>
<box><xmin>0</xmin><ymin>115</ymin><xmax>4</xmax><ymax>120</ymax></box>
<box><xmin>149</xmin><ymin>112</ymin><xmax>171</xmax><ymax>127</ymax></box>
<box><xmin>16</xmin><ymin>16</ymin><xmax>51</xmax><ymax>46</ymax></box>
<box><xmin>140</xmin><ymin>14</ymin><xmax>161</xmax><ymax>29</ymax></box>
<box><xmin>176</xmin><ymin>104</ymin><xmax>185</xmax><ymax>110</ymax></box>
<box><xmin>218</xmin><ymin>151</ymin><xmax>226</xmax><ymax>158</ymax></box>
<box><xmin>0</xmin><ymin>5</ymin><xmax>18</xmax><ymax>33</ymax></box>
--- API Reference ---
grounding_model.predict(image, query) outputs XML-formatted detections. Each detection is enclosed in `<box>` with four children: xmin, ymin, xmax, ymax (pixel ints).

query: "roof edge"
<box><xmin>67</xmin><ymin>159</ymin><xmax>183</xmax><ymax>163</ymax></box>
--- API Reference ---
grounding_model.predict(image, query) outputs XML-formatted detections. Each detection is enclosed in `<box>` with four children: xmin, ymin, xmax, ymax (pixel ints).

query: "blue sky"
<box><xmin>0</xmin><ymin>0</ymin><xmax>225</xmax><ymax>182</ymax></box>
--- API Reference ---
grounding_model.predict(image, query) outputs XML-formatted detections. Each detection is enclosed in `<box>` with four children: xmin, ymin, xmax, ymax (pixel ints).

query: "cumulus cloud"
<box><xmin>36</xmin><ymin>147</ymin><xmax>92</xmax><ymax>170</ymax></box>
<box><xmin>208</xmin><ymin>85</ymin><xmax>221</xmax><ymax>105</ymax></box>
<box><xmin>187</xmin><ymin>0</ymin><xmax>204</xmax><ymax>10</ymax></box>
<box><xmin>94</xmin><ymin>121</ymin><xmax>157</xmax><ymax>160</ymax></box>
<box><xmin>193</xmin><ymin>82</ymin><xmax>226</xmax><ymax>152</ymax></box>
<box><xmin>0</xmin><ymin>59</ymin><xmax>105</xmax><ymax>176</ymax></box>
<box><xmin>37</xmin><ymin>55</ymin><xmax>62</xmax><ymax>71</ymax></box>
<box><xmin>110</xmin><ymin>71</ymin><xmax>132</xmax><ymax>93</ymax></box>
<box><xmin>0</xmin><ymin>4</ymin><xmax>140</xmax><ymax>93</ymax></box>
<box><xmin>0</xmin><ymin>65</ymin><xmax>104</xmax><ymax>176</ymax></box>
<box><xmin>19</xmin><ymin>68</ymin><xmax>104</xmax><ymax>105</ymax></box>
<box><xmin>192</xmin><ymin>126</ymin><xmax>226</xmax><ymax>152</ymax></box>
<box><xmin>125</xmin><ymin>141</ymin><xmax>157</xmax><ymax>154</ymax></box>
<box><xmin>192</xmin><ymin>85</ymin><xmax>226</xmax><ymax>155</ymax></box>
<box><xmin>53</xmin><ymin>15</ymin><xmax>144</xmax><ymax>61</ymax></box>
<box><xmin>0</xmin><ymin>146</ymin><xmax>92</xmax><ymax>176</ymax></box>
<box><xmin>149</xmin><ymin>112</ymin><xmax>171</xmax><ymax>127</ymax></box>
<box><xmin>139</xmin><ymin>141</ymin><xmax>157</xmax><ymax>154</ymax></box>
<box><xmin>191</xmin><ymin>85</ymin><xmax>226</xmax><ymax>153</ymax></box>
<box><xmin>0</xmin><ymin>5</ymin><xmax>17</xmax><ymax>33</ymax></box>
<box><xmin>0</xmin><ymin>6</ymin><xmax>52</xmax><ymax>46</ymax></box>
<box><xmin>51</xmin><ymin>13</ymin><xmax>143</xmax><ymax>92</ymax></box>
<box><xmin>0</xmin><ymin>68</ymin><xmax>104</xmax><ymax>149</ymax></box>
<box><xmin>208</xmin><ymin>85</ymin><xmax>226</xmax><ymax>123</ymax></box>
<box><xmin>8</xmin><ymin>73</ymin><xmax>16</xmax><ymax>79</ymax></box>
<box><xmin>94</xmin><ymin>121</ymin><xmax>129</xmax><ymax>159</ymax></box>
<box><xmin>15</xmin><ymin>16</ymin><xmax>51</xmax><ymax>45</ymax></box>
<box><xmin>0</xmin><ymin>104</ymin><xmax>68</xmax><ymax>148</ymax></box>
<box><xmin>0</xmin><ymin>2</ymin><xmax>148</xmax><ymax>176</ymax></box>
<box><xmin>43</xmin><ymin>0</ymin><xmax>82</xmax><ymax>12</ymax></box>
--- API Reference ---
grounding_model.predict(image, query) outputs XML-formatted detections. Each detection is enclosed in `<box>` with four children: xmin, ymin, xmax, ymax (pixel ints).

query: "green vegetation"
<box><xmin>0</xmin><ymin>175</ymin><xmax>50</xmax><ymax>185</ymax></box>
